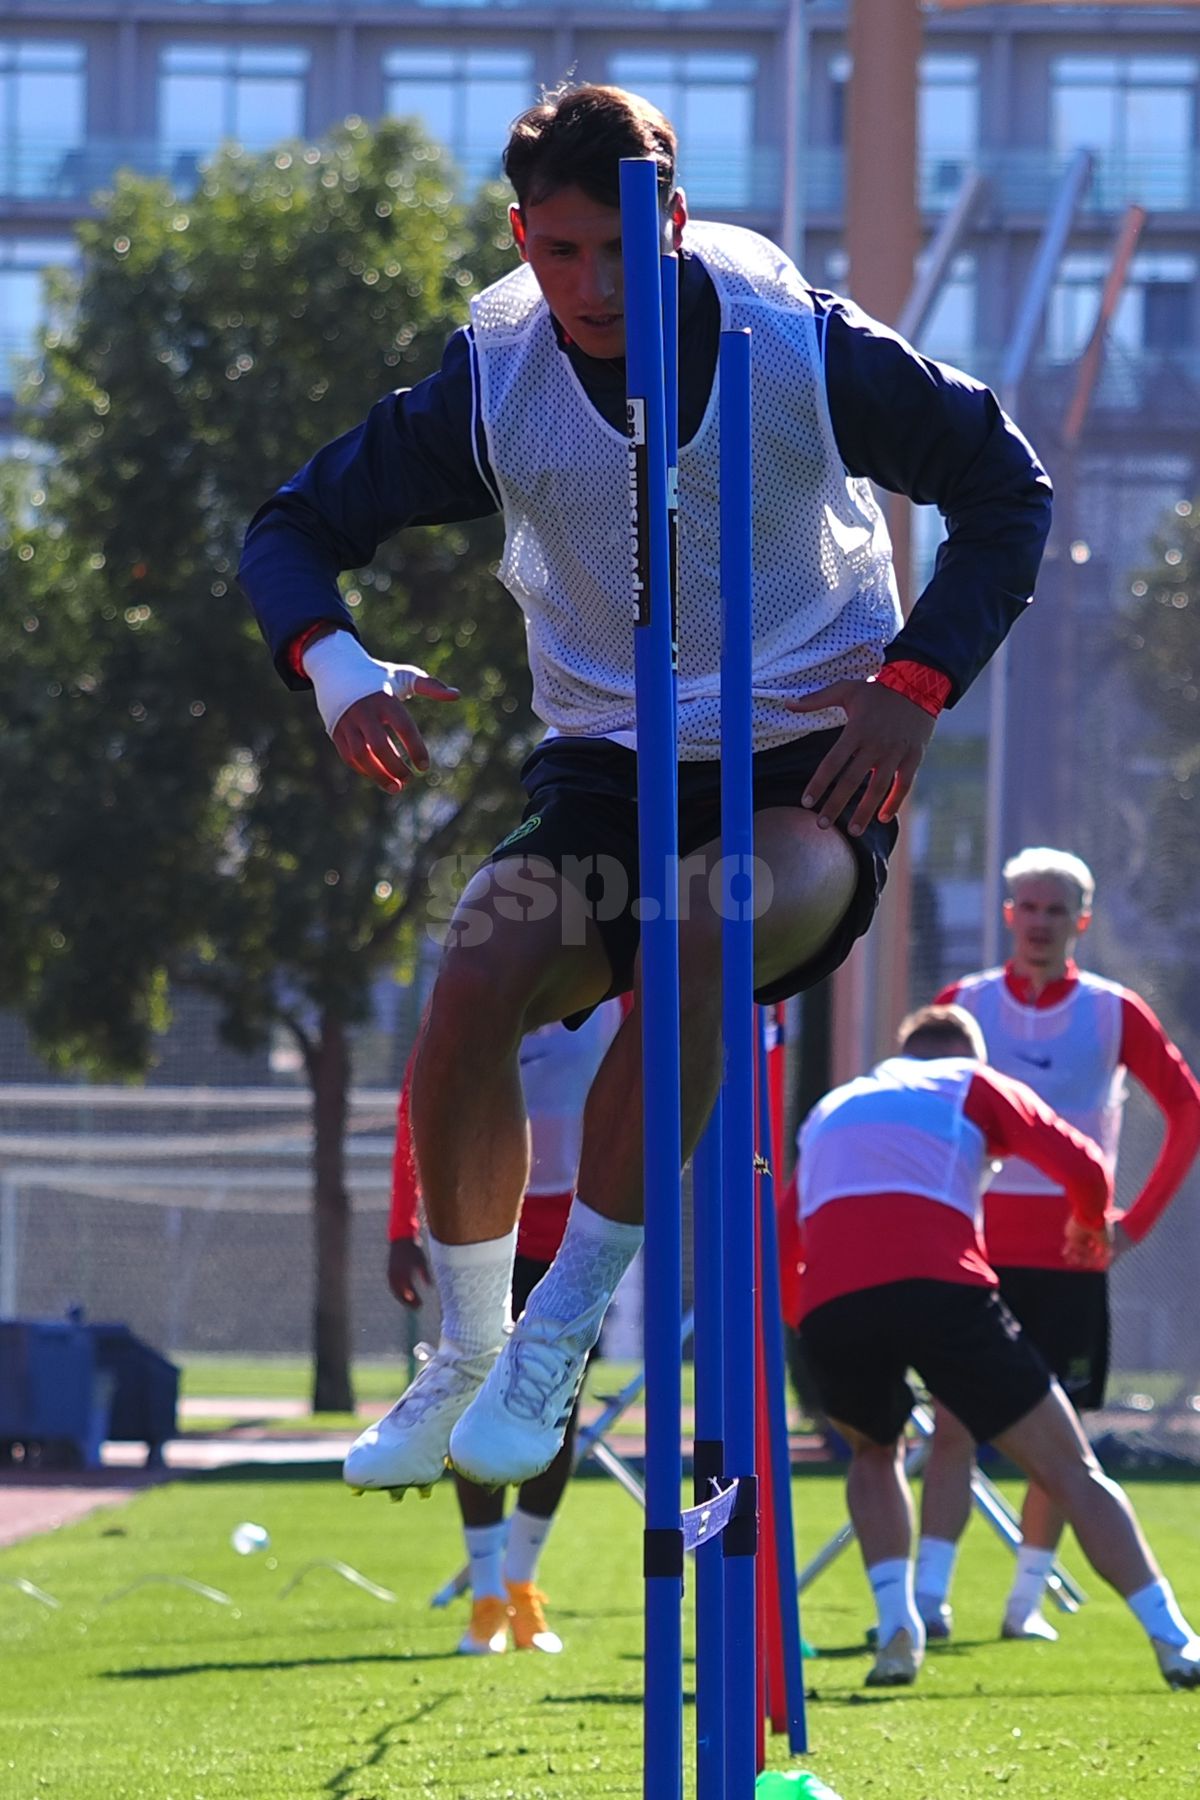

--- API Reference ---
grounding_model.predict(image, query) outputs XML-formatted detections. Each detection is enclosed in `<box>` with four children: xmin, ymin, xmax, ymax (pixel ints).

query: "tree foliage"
<box><xmin>1</xmin><ymin>122</ymin><xmax>534</xmax><ymax>1403</ymax></box>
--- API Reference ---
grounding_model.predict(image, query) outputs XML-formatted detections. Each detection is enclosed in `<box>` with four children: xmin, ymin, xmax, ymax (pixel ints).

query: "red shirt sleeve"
<box><xmin>933</xmin><ymin>979</ymin><xmax>963</xmax><ymax>1005</ymax></box>
<box><xmin>965</xmin><ymin>1067</ymin><xmax>1112</xmax><ymax>1230</ymax></box>
<box><xmin>388</xmin><ymin>1049</ymin><xmax>422</xmax><ymax>1243</ymax></box>
<box><xmin>1116</xmin><ymin>991</ymin><xmax>1200</xmax><ymax>1244</ymax></box>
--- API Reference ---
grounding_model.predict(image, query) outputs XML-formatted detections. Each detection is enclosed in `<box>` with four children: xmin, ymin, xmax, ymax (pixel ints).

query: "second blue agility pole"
<box><xmin>693</xmin><ymin>1101</ymin><xmax>727</xmax><ymax>1798</ymax></box>
<box><xmin>718</xmin><ymin>325</ymin><xmax>759</xmax><ymax>1794</ymax></box>
<box><xmin>620</xmin><ymin>155</ymin><xmax>685</xmax><ymax>1800</ymax></box>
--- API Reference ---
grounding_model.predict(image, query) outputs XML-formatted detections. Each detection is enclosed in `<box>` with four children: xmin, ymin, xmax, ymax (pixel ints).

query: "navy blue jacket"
<box><xmin>240</xmin><ymin>251</ymin><xmax>1051</xmax><ymax>704</ymax></box>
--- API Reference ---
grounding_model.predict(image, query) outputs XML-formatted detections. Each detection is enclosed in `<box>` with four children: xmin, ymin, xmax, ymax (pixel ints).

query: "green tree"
<box><xmin>0</xmin><ymin>122</ymin><xmax>534</xmax><ymax>1409</ymax></box>
<box><xmin>1121</xmin><ymin>498</ymin><xmax>1200</xmax><ymax>1030</ymax></box>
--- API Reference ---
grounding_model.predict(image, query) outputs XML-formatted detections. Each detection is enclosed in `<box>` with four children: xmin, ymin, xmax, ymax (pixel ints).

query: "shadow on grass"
<box><xmin>102</xmin><ymin>1650</ymin><xmax>463</xmax><ymax>1679</ymax></box>
<box><xmin>324</xmin><ymin>1695</ymin><xmax>455</xmax><ymax>1797</ymax></box>
<box><xmin>182</xmin><ymin>1462</ymin><xmax>343</xmax><ymax>1485</ymax></box>
<box><xmin>541</xmin><ymin>1690</ymin><xmax>695</xmax><ymax>1707</ymax></box>
<box><xmin>806</xmin><ymin>1638</ymin><xmax>996</xmax><ymax>1661</ymax></box>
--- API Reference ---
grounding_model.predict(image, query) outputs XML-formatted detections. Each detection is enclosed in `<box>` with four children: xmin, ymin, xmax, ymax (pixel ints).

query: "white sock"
<box><xmin>915</xmin><ymin>1536</ymin><xmax>959</xmax><ymax>1606</ymax></box>
<box><xmin>427</xmin><ymin>1228</ymin><xmax>517</xmax><ymax>1358</ymax></box>
<box><xmin>1126</xmin><ymin>1577</ymin><xmax>1196</xmax><ymax>1649</ymax></box>
<box><xmin>504</xmin><ymin>1507</ymin><xmax>553</xmax><ymax>1586</ymax></box>
<box><xmin>464</xmin><ymin>1522</ymin><xmax>507</xmax><ymax>1602</ymax></box>
<box><xmin>868</xmin><ymin>1558</ymin><xmax>924</xmax><ymax>1649</ymax></box>
<box><xmin>1005</xmin><ymin>1545</ymin><xmax>1056</xmax><ymax>1621</ymax></box>
<box><xmin>519</xmin><ymin>1200</ymin><xmax>644</xmax><ymax>1354</ymax></box>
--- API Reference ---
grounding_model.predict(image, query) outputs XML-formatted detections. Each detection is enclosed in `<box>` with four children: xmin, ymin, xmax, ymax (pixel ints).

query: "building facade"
<box><xmin>3</xmin><ymin>0</ymin><xmax>1198</xmax><ymax>987</ymax></box>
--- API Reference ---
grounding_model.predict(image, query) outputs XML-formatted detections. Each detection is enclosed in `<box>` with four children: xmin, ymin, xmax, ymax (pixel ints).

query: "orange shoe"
<box><xmin>457</xmin><ymin>1594</ymin><xmax>509</xmax><ymax>1656</ymax></box>
<box><xmin>506</xmin><ymin>1581</ymin><xmax>563</xmax><ymax>1654</ymax></box>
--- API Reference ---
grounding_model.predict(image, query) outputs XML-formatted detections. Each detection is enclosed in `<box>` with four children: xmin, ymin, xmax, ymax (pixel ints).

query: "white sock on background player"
<box><xmin>1005</xmin><ymin>1545</ymin><xmax>1055</xmax><ymax>1622</ymax></box>
<box><xmin>505</xmin><ymin>1509</ymin><xmax>553</xmax><ymax>1587</ymax></box>
<box><xmin>915</xmin><ymin>1536</ymin><xmax>958</xmax><ymax>1609</ymax></box>
<box><xmin>869</xmin><ymin>1558</ymin><xmax>925</xmax><ymax>1649</ymax></box>
<box><xmin>464</xmin><ymin>1523</ymin><xmax>507</xmax><ymax>1601</ymax></box>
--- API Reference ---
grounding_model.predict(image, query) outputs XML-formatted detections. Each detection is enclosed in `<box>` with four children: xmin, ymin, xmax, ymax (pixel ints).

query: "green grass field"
<box><xmin>2</xmin><ymin>1465</ymin><xmax>1199</xmax><ymax>1799</ymax></box>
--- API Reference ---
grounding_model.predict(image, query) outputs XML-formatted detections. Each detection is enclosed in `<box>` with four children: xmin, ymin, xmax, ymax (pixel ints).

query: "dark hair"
<box><xmin>503</xmin><ymin>83</ymin><xmax>677</xmax><ymax>211</ymax></box>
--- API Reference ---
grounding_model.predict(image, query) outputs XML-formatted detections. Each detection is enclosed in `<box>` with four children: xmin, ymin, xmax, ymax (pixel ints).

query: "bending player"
<box><xmin>388</xmin><ymin>999</ymin><xmax>622</xmax><ymax>1654</ymax></box>
<box><xmin>794</xmin><ymin>1003</ymin><xmax>1200</xmax><ymax>1692</ymax></box>
<box><xmin>916</xmin><ymin>848</ymin><xmax>1200</xmax><ymax>1642</ymax></box>
<box><xmin>240</xmin><ymin>83</ymin><xmax>1053</xmax><ymax>1497</ymax></box>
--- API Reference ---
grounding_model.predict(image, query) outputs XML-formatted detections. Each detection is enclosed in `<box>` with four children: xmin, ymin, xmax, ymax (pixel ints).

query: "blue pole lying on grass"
<box><xmin>620</xmin><ymin>154</ymin><xmax>684</xmax><ymax>1800</ymax></box>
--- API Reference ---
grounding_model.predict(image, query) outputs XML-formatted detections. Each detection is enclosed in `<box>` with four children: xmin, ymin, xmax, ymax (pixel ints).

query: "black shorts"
<box><xmin>797</xmin><ymin>1280</ymin><xmax>1053</xmax><ymax>1448</ymax></box>
<box><xmin>488</xmin><ymin>732</ymin><xmax>897</xmax><ymax>1007</ymax></box>
<box><xmin>995</xmin><ymin>1267</ymin><xmax>1110</xmax><ymax>1413</ymax></box>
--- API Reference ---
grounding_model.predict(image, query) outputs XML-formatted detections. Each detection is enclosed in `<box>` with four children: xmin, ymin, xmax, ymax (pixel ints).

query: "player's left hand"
<box><xmin>1063</xmin><ymin>1217</ymin><xmax>1114</xmax><ymax>1272</ymax></box>
<box><xmin>785</xmin><ymin>679</ymin><xmax>937</xmax><ymax>836</ymax></box>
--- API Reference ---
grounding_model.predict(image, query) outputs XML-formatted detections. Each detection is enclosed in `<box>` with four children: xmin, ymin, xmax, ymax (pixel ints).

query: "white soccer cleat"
<box><xmin>342</xmin><ymin>1344</ymin><xmax>498</xmax><ymax>1493</ymax></box>
<box><xmin>1001</xmin><ymin>1608</ymin><xmax>1059</xmax><ymax>1643</ymax></box>
<box><xmin>1153</xmin><ymin>1636</ymin><xmax>1200</xmax><ymax>1690</ymax></box>
<box><xmin>865</xmin><ymin>1627</ymin><xmax>924</xmax><ymax>1688</ymax></box>
<box><xmin>449</xmin><ymin>1316</ymin><xmax>588</xmax><ymax>1487</ymax></box>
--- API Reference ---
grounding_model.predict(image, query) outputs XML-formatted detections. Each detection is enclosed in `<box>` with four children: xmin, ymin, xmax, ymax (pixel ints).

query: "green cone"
<box><xmin>755</xmin><ymin>1774</ymin><xmax>844</xmax><ymax>1799</ymax></box>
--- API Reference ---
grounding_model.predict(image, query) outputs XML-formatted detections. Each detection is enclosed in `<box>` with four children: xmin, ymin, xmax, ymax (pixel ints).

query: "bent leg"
<box><xmin>412</xmin><ymin>858</ymin><xmax>612</xmax><ymax>1244</ymax></box>
<box><xmin>993</xmin><ymin>1384</ymin><xmax>1200</xmax><ymax>1684</ymax></box>
<box><xmin>837</xmin><ymin>1420</ymin><xmax>925</xmax><ymax>1682</ymax></box>
<box><xmin>994</xmin><ymin>1385</ymin><xmax>1157</xmax><ymax>1598</ymax></box>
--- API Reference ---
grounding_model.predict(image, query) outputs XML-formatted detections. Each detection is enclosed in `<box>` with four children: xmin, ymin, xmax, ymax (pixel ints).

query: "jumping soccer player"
<box><xmin>388</xmin><ymin>1001</ymin><xmax>622</xmax><ymax>1655</ymax></box>
<box><xmin>915</xmin><ymin>849</ymin><xmax>1200</xmax><ymax>1643</ymax></box>
<box><xmin>239</xmin><ymin>83</ymin><xmax>1053</xmax><ymax>1497</ymax></box>
<box><xmin>794</xmin><ymin>1003</ymin><xmax>1200</xmax><ymax>1692</ymax></box>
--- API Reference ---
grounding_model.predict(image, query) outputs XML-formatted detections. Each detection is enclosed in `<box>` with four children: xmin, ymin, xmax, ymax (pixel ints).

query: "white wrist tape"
<box><xmin>302</xmin><ymin>630</ymin><xmax>425</xmax><ymax>737</ymax></box>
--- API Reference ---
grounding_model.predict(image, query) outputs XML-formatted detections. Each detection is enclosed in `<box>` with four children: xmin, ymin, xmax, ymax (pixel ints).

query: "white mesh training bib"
<box><xmin>799</xmin><ymin>1056</ymin><xmax>988</xmax><ymax>1228</ymax></box>
<box><xmin>470</xmin><ymin>220</ymin><xmax>902</xmax><ymax>760</ymax></box>
<box><xmin>952</xmin><ymin>969</ymin><xmax>1126</xmax><ymax>1195</ymax></box>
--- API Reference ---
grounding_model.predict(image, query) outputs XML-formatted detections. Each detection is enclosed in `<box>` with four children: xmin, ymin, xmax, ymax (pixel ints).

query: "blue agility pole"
<box><xmin>718</xmin><ymin>326</ymin><xmax>759</xmax><ymax>1793</ymax></box>
<box><xmin>693</xmin><ymin>1105</ymin><xmax>727</xmax><ymax>1797</ymax></box>
<box><xmin>755</xmin><ymin>1007</ymin><xmax>809</xmax><ymax>1754</ymax></box>
<box><xmin>620</xmin><ymin>155</ymin><xmax>685</xmax><ymax>1800</ymax></box>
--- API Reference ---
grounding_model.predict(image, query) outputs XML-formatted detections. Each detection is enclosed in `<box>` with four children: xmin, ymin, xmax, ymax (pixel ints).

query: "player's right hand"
<box><xmin>1063</xmin><ymin>1217</ymin><xmax>1113</xmax><ymax>1272</ymax></box>
<box><xmin>302</xmin><ymin>629</ymin><xmax>460</xmax><ymax>793</ymax></box>
<box><xmin>332</xmin><ymin>677</ymin><xmax>459</xmax><ymax>794</ymax></box>
<box><xmin>387</xmin><ymin>1237</ymin><xmax>432</xmax><ymax>1309</ymax></box>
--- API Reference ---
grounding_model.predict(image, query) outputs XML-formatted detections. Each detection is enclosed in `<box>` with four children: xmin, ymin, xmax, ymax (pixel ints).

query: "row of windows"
<box><xmin>5</xmin><ymin>39</ymin><xmax>1200</xmax><ymax>191</ymax></box>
